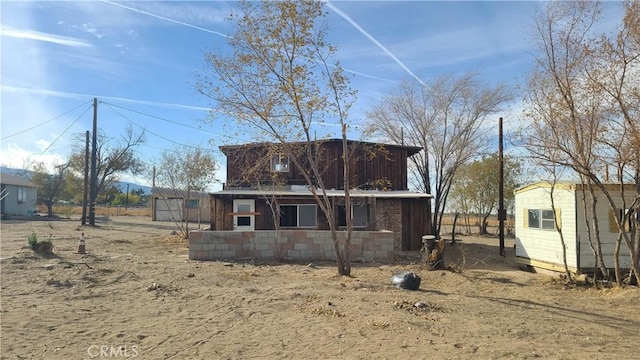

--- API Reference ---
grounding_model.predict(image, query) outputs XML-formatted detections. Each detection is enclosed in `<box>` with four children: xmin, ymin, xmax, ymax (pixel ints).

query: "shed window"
<box><xmin>270</xmin><ymin>154</ymin><xmax>289</xmax><ymax>172</ymax></box>
<box><xmin>186</xmin><ymin>199</ymin><xmax>199</xmax><ymax>209</ymax></box>
<box><xmin>17</xmin><ymin>186</ymin><xmax>26</xmax><ymax>204</ymax></box>
<box><xmin>527</xmin><ymin>209</ymin><xmax>556</xmax><ymax>230</ymax></box>
<box><xmin>280</xmin><ymin>204</ymin><xmax>316</xmax><ymax>228</ymax></box>
<box><xmin>541</xmin><ymin>210</ymin><xmax>556</xmax><ymax>230</ymax></box>
<box><xmin>610</xmin><ymin>208</ymin><xmax>639</xmax><ymax>233</ymax></box>
<box><xmin>527</xmin><ymin>209</ymin><xmax>540</xmax><ymax>229</ymax></box>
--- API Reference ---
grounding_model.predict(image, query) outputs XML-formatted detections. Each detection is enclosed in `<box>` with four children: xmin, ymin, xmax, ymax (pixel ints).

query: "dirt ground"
<box><xmin>1</xmin><ymin>216</ymin><xmax>638</xmax><ymax>360</ymax></box>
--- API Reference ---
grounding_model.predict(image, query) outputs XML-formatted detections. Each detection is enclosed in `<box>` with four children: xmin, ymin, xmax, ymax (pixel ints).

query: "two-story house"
<box><xmin>189</xmin><ymin>139</ymin><xmax>431</xmax><ymax>262</ymax></box>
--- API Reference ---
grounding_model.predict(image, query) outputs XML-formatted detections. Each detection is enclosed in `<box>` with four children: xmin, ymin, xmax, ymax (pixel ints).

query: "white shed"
<box><xmin>151</xmin><ymin>187</ymin><xmax>210</xmax><ymax>223</ymax></box>
<box><xmin>514</xmin><ymin>181</ymin><xmax>638</xmax><ymax>274</ymax></box>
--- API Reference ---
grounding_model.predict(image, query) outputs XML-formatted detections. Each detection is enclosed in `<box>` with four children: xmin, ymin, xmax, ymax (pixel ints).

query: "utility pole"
<box><xmin>498</xmin><ymin>117</ymin><xmax>505</xmax><ymax>257</ymax></box>
<box><xmin>151</xmin><ymin>166</ymin><xmax>156</xmax><ymax>221</ymax></box>
<box><xmin>89</xmin><ymin>98</ymin><xmax>98</xmax><ymax>225</ymax></box>
<box><xmin>125</xmin><ymin>183</ymin><xmax>129</xmax><ymax>210</ymax></box>
<box><xmin>81</xmin><ymin>131</ymin><xmax>90</xmax><ymax>225</ymax></box>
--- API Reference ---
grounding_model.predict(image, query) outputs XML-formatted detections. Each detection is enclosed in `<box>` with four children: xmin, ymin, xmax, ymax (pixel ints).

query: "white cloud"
<box><xmin>0</xmin><ymin>143</ymin><xmax>67</xmax><ymax>172</ymax></box>
<box><xmin>79</xmin><ymin>23</ymin><xmax>104</xmax><ymax>39</ymax></box>
<box><xmin>35</xmin><ymin>139</ymin><xmax>52</xmax><ymax>152</ymax></box>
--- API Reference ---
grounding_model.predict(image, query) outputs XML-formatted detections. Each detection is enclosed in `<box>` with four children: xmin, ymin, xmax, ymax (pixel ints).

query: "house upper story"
<box><xmin>219</xmin><ymin>139</ymin><xmax>422</xmax><ymax>191</ymax></box>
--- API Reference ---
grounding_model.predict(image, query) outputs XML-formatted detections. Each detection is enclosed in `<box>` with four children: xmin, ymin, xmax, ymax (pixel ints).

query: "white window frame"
<box><xmin>540</xmin><ymin>209</ymin><xmax>556</xmax><ymax>230</ymax></box>
<box><xmin>270</xmin><ymin>154</ymin><xmax>289</xmax><ymax>172</ymax></box>
<box><xmin>527</xmin><ymin>209</ymin><xmax>555</xmax><ymax>231</ymax></box>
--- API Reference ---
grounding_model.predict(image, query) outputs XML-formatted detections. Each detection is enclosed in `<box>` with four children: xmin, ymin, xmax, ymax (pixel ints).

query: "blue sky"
<box><xmin>0</xmin><ymin>1</ymin><xmax>625</xmax><ymax>188</ymax></box>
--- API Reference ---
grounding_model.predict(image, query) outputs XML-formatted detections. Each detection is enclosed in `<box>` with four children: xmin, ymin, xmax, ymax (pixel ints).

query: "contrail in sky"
<box><xmin>103</xmin><ymin>0</ymin><xmax>398</xmax><ymax>83</ymax></box>
<box><xmin>2</xmin><ymin>85</ymin><xmax>211</xmax><ymax>112</ymax></box>
<box><xmin>324</xmin><ymin>1</ymin><xmax>428</xmax><ymax>88</ymax></box>
<box><xmin>1</xmin><ymin>26</ymin><xmax>92</xmax><ymax>47</ymax></box>
<box><xmin>101</xmin><ymin>0</ymin><xmax>231</xmax><ymax>39</ymax></box>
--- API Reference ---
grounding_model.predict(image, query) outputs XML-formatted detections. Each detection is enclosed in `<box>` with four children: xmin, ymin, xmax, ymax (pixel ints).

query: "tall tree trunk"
<box><xmin>550</xmin><ymin>183</ymin><xmax>573</xmax><ymax>283</ymax></box>
<box><xmin>587</xmin><ymin>182</ymin><xmax>609</xmax><ymax>279</ymax></box>
<box><xmin>46</xmin><ymin>201</ymin><xmax>53</xmax><ymax>218</ymax></box>
<box><xmin>451</xmin><ymin>211</ymin><xmax>459</xmax><ymax>243</ymax></box>
<box><xmin>480</xmin><ymin>213</ymin><xmax>491</xmax><ymax>235</ymax></box>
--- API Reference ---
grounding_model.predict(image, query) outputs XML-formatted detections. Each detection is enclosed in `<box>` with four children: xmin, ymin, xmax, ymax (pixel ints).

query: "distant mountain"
<box><xmin>1</xmin><ymin>166</ymin><xmax>151</xmax><ymax>195</ymax></box>
<box><xmin>116</xmin><ymin>182</ymin><xmax>152</xmax><ymax>195</ymax></box>
<box><xmin>0</xmin><ymin>166</ymin><xmax>28</xmax><ymax>177</ymax></box>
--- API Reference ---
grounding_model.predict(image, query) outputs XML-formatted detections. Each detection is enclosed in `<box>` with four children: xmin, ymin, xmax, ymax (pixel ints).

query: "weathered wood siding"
<box><xmin>221</xmin><ymin>141</ymin><xmax>418</xmax><ymax>191</ymax></box>
<box><xmin>401</xmin><ymin>197</ymin><xmax>431</xmax><ymax>251</ymax></box>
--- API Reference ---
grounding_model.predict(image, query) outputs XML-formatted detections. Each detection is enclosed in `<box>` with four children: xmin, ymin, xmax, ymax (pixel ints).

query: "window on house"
<box><xmin>270</xmin><ymin>154</ymin><xmax>289</xmax><ymax>172</ymax></box>
<box><xmin>338</xmin><ymin>204</ymin><xmax>368</xmax><ymax>228</ymax></box>
<box><xmin>17</xmin><ymin>187</ymin><xmax>26</xmax><ymax>204</ymax></box>
<box><xmin>186</xmin><ymin>199</ymin><xmax>199</xmax><ymax>209</ymax></box>
<box><xmin>279</xmin><ymin>204</ymin><xmax>316</xmax><ymax>227</ymax></box>
<box><xmin>527</xmin><ymin>209</ymin><xmax>556</xmax><ymax>230</ymax></box>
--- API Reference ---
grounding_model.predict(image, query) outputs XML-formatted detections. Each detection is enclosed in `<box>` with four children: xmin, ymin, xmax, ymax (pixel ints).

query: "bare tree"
<box><xmin>521</xmin><ymin>1</ymin><xmax>611</xmax><ymax>279</ymax></box>
<box><xmin>29</xmin><ymin>162</ymin><xmax>70</xmax><ymax>217</ymax></box>
<box><xmin>584</xmin><ymin>0</ymin><xmax>640</xmax><ymax>284</ymax></box>
<box><xmin>69</xmin><ymin>126</ymin><xmax>146</xmax><ymax>217</ymax></box>
<box><xmin>196</xmin><ymin>1</ymin><xmax>357</xmax><ymax>275</ymax></box>
<box><xmin>366</xmin><ymin>74</ymin><xmax>512</xmax><ymax>239</ymax></box>
<box><xmin>156</xmin><ymin>146</ymin><xmax>218</xmax><ymax>239</ymax></box>
<box><xmin>521</xmin><ymin>1</ymin><xmax>640</xmax><ymax>284</ymax></box>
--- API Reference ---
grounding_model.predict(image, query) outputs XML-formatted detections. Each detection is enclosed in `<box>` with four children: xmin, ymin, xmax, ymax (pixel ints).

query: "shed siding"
<box><xmin>515</xmin><ymin>186</ymin><xmax>578</xmax><ymax>268</ymax></box>
<box><xmin>574</xmin><ymin>190</ymin><xmax>634</xmax><ymax>268</ymax></box>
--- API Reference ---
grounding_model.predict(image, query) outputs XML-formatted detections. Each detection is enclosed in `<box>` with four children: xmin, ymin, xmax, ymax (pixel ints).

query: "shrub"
<box><xmin>28</xmin><ymin>232</ymin><xmax>38</xmax><ymax>251</ymax></box>
<box><xmin>28</xmin><ymin>232</ymin><xmax>54</xmax><ymax>255</ymax></box>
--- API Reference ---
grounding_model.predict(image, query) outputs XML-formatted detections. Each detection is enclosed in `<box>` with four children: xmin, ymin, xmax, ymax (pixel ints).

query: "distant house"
<box><xmin>190</xmin><ymin>139</ymin><xmax>431</xmax><ymax>262</ymax></box>
<box><xmin>1</xmin><ymin>173</ymin><xmax>38</xmax><ymax>217</ymax></box>
<box><xmin>151</xmin><ymin>187</ymin><xmax>210</xmax><ymax>223</ymax></box>
<box><xmin>515</xmin><ymin>181</ymin><xmax>638</xmax><ymax>274</ymax></box>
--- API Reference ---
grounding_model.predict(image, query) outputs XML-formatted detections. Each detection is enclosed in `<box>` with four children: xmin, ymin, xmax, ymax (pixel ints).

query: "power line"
<box><xmin>100</xmin><ymin>101</ymin><xmax>228</xmax><ymax>138</ymax></box>
<box><xmin>40</xmin><ymin>103</ymin><xmax>93</xmax><ymax>155</ymax></box>
<box><xmin>1</xmin><ymin>100</ymin><xmax>92</xmax><ymax>140</ymax></box>
<box><xmin>102</xmin><ymin>102</ymin><xmax>206</xmax><ymax>150</ymax></box>
<box><xmin>2</xmin><ymin>85</ymin><xmax>211</xmax><ymax>112</ymax></box>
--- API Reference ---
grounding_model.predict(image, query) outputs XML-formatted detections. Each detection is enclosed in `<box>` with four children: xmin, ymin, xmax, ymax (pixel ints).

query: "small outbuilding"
<box><xmin>514</xmin><ymin>181</ymin><xmax>638</xmax><ymax>274</ymax></box>
<box><xmin>0</xmin><ymin>173</ymin><xmax>38</xmax><ymax>218</ymax></box>
<box><xmin>151</xmin><ymin>187</ymin><xmax>210</xmax><ymax>224</ymax></box>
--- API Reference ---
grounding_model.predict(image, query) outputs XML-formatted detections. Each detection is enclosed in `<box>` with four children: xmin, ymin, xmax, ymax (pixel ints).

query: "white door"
<box><xmin>233</xmin><ymin>199</ymin><xmax>255</xmax><ymax>231</ymax></box>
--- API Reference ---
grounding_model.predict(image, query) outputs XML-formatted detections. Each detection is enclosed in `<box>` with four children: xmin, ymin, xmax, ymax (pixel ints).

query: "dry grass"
<box><xmin>47</xmin><ymin>205</ymin><xmax>151</xmax><ymax>217</ymax></box>
<box><xmin>1</xmin><ymin>216</ymin><xmax>638</xmax><ymax>359</ymax></box>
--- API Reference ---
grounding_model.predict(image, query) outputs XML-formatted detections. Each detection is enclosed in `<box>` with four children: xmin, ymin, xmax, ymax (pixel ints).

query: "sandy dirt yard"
<box><xmin>1</xmin><ymin>216</ymin><xmax>638</xmax><ymax>360</ymax></box>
